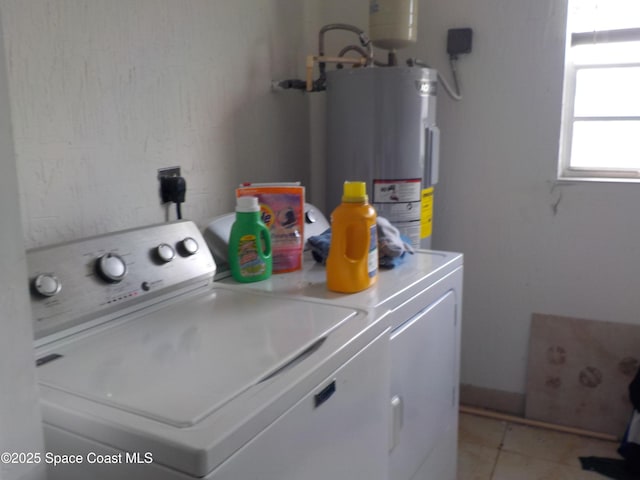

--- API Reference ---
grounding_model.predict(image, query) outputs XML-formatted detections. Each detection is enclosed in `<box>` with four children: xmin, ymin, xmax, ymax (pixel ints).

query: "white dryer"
<box><xmin>206</xmin><ymin>208</ymin><xmax>464</xmax><ymax>480</ymax></box>
<box><xmin>28</xmin><ymin>221</ymin><xmax>390</xmax><ymax>480</ymax></box>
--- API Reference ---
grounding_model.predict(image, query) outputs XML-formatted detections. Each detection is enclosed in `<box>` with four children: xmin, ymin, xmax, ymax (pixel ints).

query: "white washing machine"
<box><xmin>205</xmin><ymin>207</ymin><xmax>464</xmax><ymax>480</ymax></box>
<box><xmin>27</xmin><ymin>220</ymin><xmax>390</xmax><ymax>480</ymax></box>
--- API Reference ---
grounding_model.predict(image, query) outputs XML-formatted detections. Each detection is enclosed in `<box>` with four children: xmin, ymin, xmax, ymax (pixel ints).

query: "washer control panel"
<box><xmin>27</xmin><ymin>220</ymin><xmax>215</xmax><ymax>340</ymax></box>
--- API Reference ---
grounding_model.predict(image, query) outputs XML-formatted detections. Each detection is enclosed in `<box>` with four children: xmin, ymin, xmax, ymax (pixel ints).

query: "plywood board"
<box><xmin>525</xmin><ymin>313</ymin><xmax>639</xmax><ymax>437</ymax></box>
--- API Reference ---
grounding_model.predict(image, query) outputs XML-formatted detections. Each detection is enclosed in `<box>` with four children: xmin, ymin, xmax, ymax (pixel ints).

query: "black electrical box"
<box><xmin>447</xmin><ymin>28</ymin><xmax>473</xmax><ymax>57</ymax></box>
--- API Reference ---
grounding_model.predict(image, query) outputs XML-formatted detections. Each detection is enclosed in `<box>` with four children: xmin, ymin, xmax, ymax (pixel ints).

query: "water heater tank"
<box><xmin>369</xmin><ymin>0</ymin><xmax>419</xmax><ymax>50</ymax></box>
<box><xmin>326</xmin><ymin>66</ymin><xmax>439</xmax><ymax>249</ymax></box>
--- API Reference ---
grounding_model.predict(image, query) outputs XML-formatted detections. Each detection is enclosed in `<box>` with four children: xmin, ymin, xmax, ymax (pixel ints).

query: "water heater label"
<box><xmin>373</xmin><ymin>179</ymin><xmax>421</xmax><ymax>222</ymax></box>
<box><xmin>421</xmin><ymin>187</ymin><xmax>434</xmax><ymax>239</ymax></box>
<box><xmin>373</xmin><ymin>179</ymin><xmax>421</xmax><ymax>204</ymax></box>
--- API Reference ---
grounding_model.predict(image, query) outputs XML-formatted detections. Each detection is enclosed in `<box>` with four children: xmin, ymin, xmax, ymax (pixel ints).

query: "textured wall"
<box><xmin>1</xmin><ymin>0</ymin><xmax>310</xmax><ymax>249</ymax></box>
<box><xmin>406</xmin><ymin>0</ymin><xmax>640</xmax><ymax>396</ymax></box>
<box><xmin>0</xmin><ymin>7</ymin><xmax>45</xmax><ymax>480</ymax></box>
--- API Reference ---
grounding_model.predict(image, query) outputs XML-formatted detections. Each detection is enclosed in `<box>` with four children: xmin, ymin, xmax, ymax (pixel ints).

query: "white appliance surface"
<box><xmin>224</xmin><ymin>249</ymin><xmax>462</xmax><ymax>322</ymax></box>
<box><xmin>29</xmin><ymin>221</ymin><xmax>388</xmax><ymax>480</ymax></box>
<box><xmin>389</xmin><ymin>290</ymin><xmax>459</xmax><ymax>480</ymax></box>
<box><xmin>213</xmin><ymin>214</ymin><xmax>464</xmax><ymax>480</ymax></box>
<box><xmin>38</xmin><ymin>286</ymin><xmax>380</xmax><ymax>478</ymax></box>
<box><xmin>206</xmin><ymin>199</ymin><xmax>460</xmax><ymax>318</ymax></box>
<box><xmin>43</xmin><ymin>328</ymin><xmax>390</xmax><ymax>480</ymax></box>
<box><xmin>37</xmin><ymin>289</ymin><xmax>358</xmax><ymax>428</ymax></box>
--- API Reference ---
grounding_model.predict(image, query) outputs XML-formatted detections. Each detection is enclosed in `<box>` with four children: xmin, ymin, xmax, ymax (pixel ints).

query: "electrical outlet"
<box><xmin>158</xmin><ymin>166</ymin><xmax>182</xmax><ymax>204</ymax></box>
<box><xmin>157</xmin><ymin>166</ymin><xmax>181</xmax><ymax>180</ymax></box>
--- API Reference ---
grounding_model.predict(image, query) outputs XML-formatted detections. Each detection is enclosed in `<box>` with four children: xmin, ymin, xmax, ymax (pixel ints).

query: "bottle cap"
<box><xmin>342</xmin><ymin>181</ymin><xmax>368</xmax><ymax>203</ymax></box>
<box><xmin>236</xmin><ymin>196</ymin><xmax>260</xmax><ymax>212</ymax></box>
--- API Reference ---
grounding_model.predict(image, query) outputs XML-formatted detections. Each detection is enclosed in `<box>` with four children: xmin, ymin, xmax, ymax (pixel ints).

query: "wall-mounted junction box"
<box><xmin>447</xmin><ymin>28</ymin><xmax>473</xmax><ymax>57</ymax></box>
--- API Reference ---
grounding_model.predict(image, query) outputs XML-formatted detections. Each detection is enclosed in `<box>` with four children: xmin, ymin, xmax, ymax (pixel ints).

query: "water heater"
<box><xmin>369</xmin><ymin>0</ymin><xmax>419</xmax><ymax>50</ymax></box>
<box><xmin>325</xmin><ymin>66</ymin><xmax>439</xmax><ymax>248</ymax></box>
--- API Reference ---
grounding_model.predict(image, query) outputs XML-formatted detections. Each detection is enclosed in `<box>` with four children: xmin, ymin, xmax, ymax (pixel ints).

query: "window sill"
<box><xmin>557</xmin><ymin>173</ymin><xmax>640</xmax><ymax>184</ymax></box>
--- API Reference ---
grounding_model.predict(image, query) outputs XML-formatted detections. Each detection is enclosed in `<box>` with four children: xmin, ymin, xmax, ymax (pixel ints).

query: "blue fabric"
<box><xmin>379</xmin><ymin>237</ymin><xmax>412</xmax><ymax>269</ymax></box>
<box><xmin>306</xmin><ymin>217</ymin><xmax>414</xmax><ymax>269</ymax></box>
<box><xmin>307</xmin><ymin>228</ymin><xmax>331</xmax><ymax>264</ymax></box>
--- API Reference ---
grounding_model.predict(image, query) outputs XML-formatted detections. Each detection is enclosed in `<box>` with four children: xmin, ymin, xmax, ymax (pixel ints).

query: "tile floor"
<box><xmin>458</xmin><ymin>412</ymin><xmax>623</xmax><ymax>479</ymax></box>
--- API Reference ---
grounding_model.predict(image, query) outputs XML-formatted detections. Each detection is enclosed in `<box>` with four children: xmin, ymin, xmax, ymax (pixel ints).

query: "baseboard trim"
<box><xmin>459</xmin><ymin>405</ymin><xmax>618</xmax><ymax>441</ymax></box>
<box><xmin>459</xmin><ymin>384</ymin><xmax>525</xmax><ymax>416</ymax></box>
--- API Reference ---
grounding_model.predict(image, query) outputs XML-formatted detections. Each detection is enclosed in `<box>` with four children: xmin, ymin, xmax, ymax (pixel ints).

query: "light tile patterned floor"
<box><xmin>458</xmin><ymin>413</ymin><xmax>623</xmax><ymax>480</ymax></box>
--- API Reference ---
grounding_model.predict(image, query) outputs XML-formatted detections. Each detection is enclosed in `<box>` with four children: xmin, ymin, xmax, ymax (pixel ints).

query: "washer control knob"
<box><xmin>34</xmin><ymin>273</ymin><xmax>62</xmax><ymax>297</ymax></box>
<box><xmin>181</xmin><ymin>237</ymin><xmax>199</xmax><ymax>256</ymax></box>
<box><xmin>96</xmin><ymin>253</ymin><xmax>128</xmax><ymax>283</ymax></box>
<box><xmin>156</xmin><ymin>243</ymin><xmax>175</xmax><ymax>263</ymax></box>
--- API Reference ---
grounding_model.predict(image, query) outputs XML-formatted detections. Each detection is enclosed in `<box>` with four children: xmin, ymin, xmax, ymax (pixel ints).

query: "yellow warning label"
<box><xmin>421</xmin><ymin>187</ymin><xmax>434</xmax><ymax>239</ymax></box>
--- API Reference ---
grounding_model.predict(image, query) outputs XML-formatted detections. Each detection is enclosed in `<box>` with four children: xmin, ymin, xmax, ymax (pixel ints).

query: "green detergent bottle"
<box><xmin>228</xmin><ymin>196</ymin><xmax>272</xmax><ymax>282</ymax></box>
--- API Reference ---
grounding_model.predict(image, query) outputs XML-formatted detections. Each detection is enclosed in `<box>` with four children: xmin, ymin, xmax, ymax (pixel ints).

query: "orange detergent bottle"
<box><xmin>326</xmin><ymin>181</ymin><xmax>378</xmax><ymax>293</ymax></box>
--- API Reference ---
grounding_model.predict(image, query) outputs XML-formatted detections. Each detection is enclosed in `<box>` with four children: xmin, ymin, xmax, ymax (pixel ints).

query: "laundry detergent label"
<box><xmin>368</xmin><ymin>224</ymin><xmax>378</xmax><ymax>278</ymax></box>
<box><xmin>238</xmin><ymin>234</ymin><xmax>266</xmax><ymax>277</ymax></box>
<box><xmin>236</xmin><ymin>184</ymin><xmax>304</xmax><ymax>273</ymax></box>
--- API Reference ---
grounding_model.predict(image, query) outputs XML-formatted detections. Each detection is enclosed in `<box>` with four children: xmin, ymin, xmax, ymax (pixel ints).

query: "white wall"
<box><xmin>408</xmin><ymin>0</ymin><xmax>640</xmax><ymax>396</ymax></box>
<box><xmin>1</xmin><ymin>0</ymin><xmax>311</xmax><ymax>249</ymax></box>
<box><xmin>0</xmin><ymin>1</ymin><xmax>310</xmax><ymax>476</ymax></box>
<box><xmin>0</xmin><ymin>7</ymin><xmax>45</xmax><ymax>480</ymax></box>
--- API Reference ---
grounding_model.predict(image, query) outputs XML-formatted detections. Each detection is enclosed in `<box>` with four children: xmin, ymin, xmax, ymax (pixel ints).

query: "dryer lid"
<box><xmin>36</xmin><ymin>288</ymin><xmax>357</xmax><ymax>428</ymax></box>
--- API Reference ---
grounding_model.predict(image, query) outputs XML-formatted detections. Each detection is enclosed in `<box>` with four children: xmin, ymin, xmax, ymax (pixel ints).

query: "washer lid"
<box><xmin>36</xmin><ymin>288</ymin><xmax>357</xmax><ymax>428</ymax></box>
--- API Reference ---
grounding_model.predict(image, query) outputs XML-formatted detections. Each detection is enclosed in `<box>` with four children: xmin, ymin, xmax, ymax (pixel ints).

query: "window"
<box><xmin>559</xmin><ymin>0</ymin><xmax>640</xmax><ymax>181</ymax></box>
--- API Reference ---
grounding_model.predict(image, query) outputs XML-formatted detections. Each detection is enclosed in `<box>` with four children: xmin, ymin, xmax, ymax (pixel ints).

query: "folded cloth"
<box><xmin>306</xmin><ymin>216</ymin><xmax>414</xmax><ymax>268</ymax></box>
<box><xmin>377</xmin><ymin>216</ymin><xmax>414</xmax><ymax>268</ymax></box>
<box><xmin>307</xmin><ymin>228</ymin><xmax>331</xmax><ymax>265</ymax></box>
